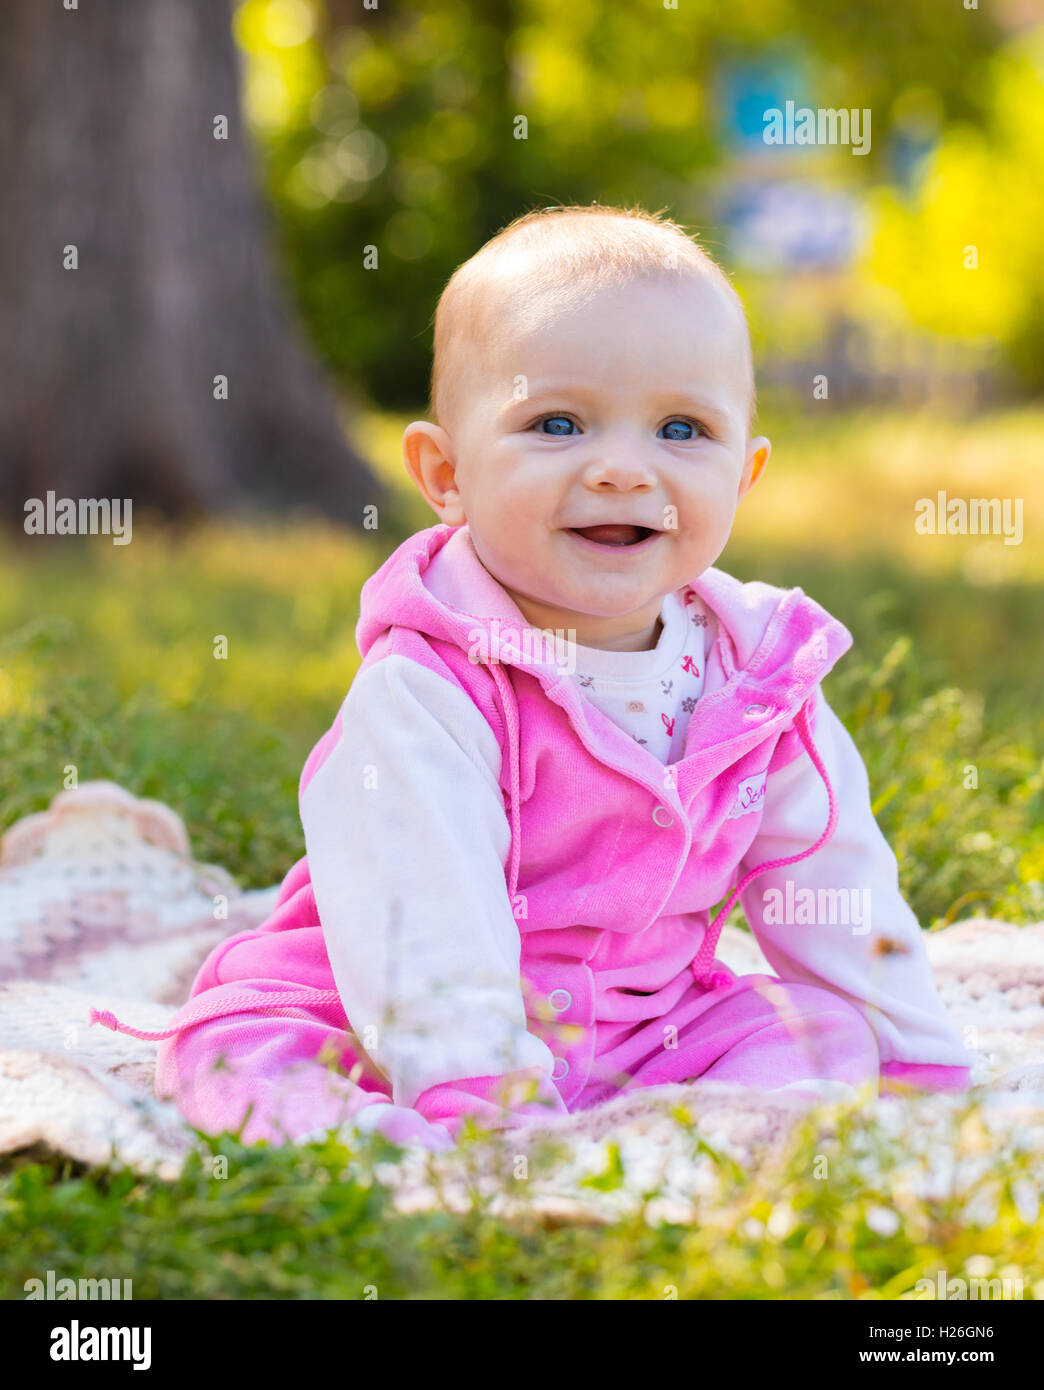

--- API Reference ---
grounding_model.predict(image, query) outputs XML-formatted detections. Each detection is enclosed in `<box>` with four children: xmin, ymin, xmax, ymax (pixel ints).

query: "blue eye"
<box><xmin>534</xmin><ymin>415</ymin><xmax>578</xmax><ymax>436</ymax></box>
<box><xmin>532</xmin><ymin>414</ymin><xmax>707</xmax><ymax>439</ymax></box>
<box><xmin>660</xmin><ymin>418</ymin><xmax>705</xmax><ymax>441</ymax></box>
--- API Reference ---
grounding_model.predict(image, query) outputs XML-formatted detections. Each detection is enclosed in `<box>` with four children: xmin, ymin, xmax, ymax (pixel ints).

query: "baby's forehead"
<box><xmin>473</xmin><ymin>272</ymin><xmax>750</xmax><ymax>400</ymax></box>
<box><xmin>483</xmin><ymin>262</ymin><xmax>738</xmax><ymax>340</ymax></box>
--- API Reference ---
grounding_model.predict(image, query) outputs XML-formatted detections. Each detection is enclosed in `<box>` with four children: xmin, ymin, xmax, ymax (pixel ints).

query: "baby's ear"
<box><xmin>402</xmin><ymin>421</ymin><xmax>466</xmax><ymax>524</ymax></box>
<box><xmin>741</xmin><ymin>436</ymin><xmax>771</xmax><ymax>497</ymax></box>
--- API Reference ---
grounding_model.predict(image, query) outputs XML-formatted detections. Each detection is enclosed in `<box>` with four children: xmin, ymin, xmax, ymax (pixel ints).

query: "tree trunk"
<box><xmin>0</xmin><ymin>0</ymin><xmax>382</xmax><ymax>525</ymax></box>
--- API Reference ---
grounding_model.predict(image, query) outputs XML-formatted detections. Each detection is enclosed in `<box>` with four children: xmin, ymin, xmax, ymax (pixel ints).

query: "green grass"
<box><xmin>1</xmin><ymin>405</ymin><xmax>1042</xmax><ymax>1297</ymax></box>
<box><xmin>3</xmin><ymin>1103</ymin><xmax>1042</xmax><ymax>1300</ymax></box>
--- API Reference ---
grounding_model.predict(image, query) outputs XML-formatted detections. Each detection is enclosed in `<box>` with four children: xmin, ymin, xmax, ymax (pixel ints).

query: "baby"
<box><xmin>94</xmin><ymin>204</ymin><xmax>975</xmax><ymax>1150</ymax></box>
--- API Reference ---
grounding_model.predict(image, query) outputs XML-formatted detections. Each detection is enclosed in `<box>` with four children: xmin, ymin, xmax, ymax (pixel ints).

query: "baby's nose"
<box><xmin>582</xmin><ymin>455</ymin><xmax>657</xmax><ymax>489</ymax></box>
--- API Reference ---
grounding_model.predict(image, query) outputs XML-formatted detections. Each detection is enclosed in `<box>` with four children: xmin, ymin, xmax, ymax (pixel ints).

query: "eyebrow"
<box><xmin>499</xmin><ymin>385</ymin><xmax>735</xmax><ymax>425</ymax></box>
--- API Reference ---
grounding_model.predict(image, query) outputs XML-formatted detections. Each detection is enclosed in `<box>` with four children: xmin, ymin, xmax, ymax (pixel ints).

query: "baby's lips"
<box><xmin>570</xmin><ymin>523</ymin><xmax>651</xmax><ymax>545</ymax></box>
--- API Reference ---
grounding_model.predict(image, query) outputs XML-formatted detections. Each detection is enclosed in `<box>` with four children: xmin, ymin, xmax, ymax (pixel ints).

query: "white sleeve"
<box><xmin>738</xmin><ymin>689</ymin><xmax>976</xmax><ymax>1069</ymax></box>
<box><xmin>299</xmin><ymin>654</ymin><xmax>558</xmax><ymax>1108</ymax></box>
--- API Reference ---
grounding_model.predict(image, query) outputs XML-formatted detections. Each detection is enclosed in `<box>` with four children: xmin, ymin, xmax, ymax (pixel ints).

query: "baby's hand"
<box><xmin>350</xmin><ymin>1101</ymin><xmax>456</xmax><ymax>1152</ymax></box>
<box><xmin>293</xmin><ymin>1101</ymin><xmax>455</xmax><ymax>1152</ymax></box>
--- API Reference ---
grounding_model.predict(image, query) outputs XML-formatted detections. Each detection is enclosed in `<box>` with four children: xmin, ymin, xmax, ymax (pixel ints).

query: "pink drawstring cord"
<box><xmin>690</xmin><ymin>698</ymin><xmax>838</xmax><ymax>989</ymax></box>
<box><xmin>88</xmin><ymin>989</ymin><xmax>343</xmax><ymax>1042</ymax></box>
<box><xmin>488</xmin><ymin>662</ymin><xmax>523</xmax><ymax>904</ymax></box>
<box><xmin>487</xmin><ymin>664</ymin><xmax>837</xmax><ymax>994</ymax></box>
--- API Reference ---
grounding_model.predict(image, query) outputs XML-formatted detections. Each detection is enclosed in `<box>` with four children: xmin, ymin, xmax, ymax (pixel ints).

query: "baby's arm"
<box><xmin>300</xmin><ymin>652</ymin><xmax>568</xmax><ymax>1140</ymax></box>
<box><xmin>736</xmin><ymin>687</ymin><xmax>976</xmax><ymax>1092</ymax></box>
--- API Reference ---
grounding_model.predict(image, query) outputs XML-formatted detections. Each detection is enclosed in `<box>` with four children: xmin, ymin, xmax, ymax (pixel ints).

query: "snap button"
<box><xmin>548</xmin><ymin>989</ymin><xmax>572</xmax><ymax>1012</ymax></box>
<box><xmin>744</xmin><ymin>703</ymin><xmax>770</xmax><ymax>718</ymax></box>
<box><xmin>652</xmin><ymin>804</ymin><xmax>674</xmax><ymax>828</ymax></box>
<box><xmin>551</xmin><ymin>1056</ymin><xmax>570</xmax><ymax>1081</ymax></box>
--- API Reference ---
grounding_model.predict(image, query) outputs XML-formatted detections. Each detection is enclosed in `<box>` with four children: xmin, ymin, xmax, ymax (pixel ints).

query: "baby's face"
<box><xmin>406</xmin><ymin>274</ymin><xmax>770</xmax><ymax>649</ymax></box>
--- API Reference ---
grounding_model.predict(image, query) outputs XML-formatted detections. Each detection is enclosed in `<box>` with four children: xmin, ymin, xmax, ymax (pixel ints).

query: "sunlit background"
<box><xmin>236</xmin><ymin>0</ymin><xmax>1043</xmax><ymax>408</ymax></box>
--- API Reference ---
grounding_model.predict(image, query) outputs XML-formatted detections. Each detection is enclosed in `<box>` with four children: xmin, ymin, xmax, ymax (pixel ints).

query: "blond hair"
<box><xmin>427</xmin><ymin>201</ymin><xmax>755</xmax><ymax>435</ymax></box>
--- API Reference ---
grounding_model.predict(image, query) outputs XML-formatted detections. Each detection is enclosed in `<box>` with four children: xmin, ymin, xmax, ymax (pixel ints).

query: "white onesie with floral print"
<box><xmin>566</xmin><ymin>589</ymin><xmax>714</xmax><ymax>763</ymax></box>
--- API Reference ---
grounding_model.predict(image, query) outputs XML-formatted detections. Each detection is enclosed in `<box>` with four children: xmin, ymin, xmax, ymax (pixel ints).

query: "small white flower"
<box><xmin>767</xmin><ymin>1204</ymin><xmax>793</xmax><ymax>1238</ymax></box>
<box><xmin>1012</xmin><ymin>1178</ymin><xmax>1039</xmax><ymax>1224</ymax></box>
<box><xmin>865</xmin><ymin>1205</ymin><xmax>901</xmax><ymax>1237</ymax></box>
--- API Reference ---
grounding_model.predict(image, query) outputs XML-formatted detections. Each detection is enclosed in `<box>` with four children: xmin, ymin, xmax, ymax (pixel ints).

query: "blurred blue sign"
<box><xmin>722</xmin><ymin>180</ymin><xmax>867</xmax><ymax>270</ymax></box>
<box><xmin>719</xmin><ymin>56</ymin><xmax>813</xmax><ymax>148</ymax></box>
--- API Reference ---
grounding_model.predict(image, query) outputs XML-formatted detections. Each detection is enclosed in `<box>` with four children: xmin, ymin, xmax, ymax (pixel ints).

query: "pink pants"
<box><xmin>579</xmin><ymin>973</ymin><xmax>880</xmax><ymax>1110</ymax></box>
<box><xmin>155</xmin><ymin>961</ymin><xmax>879</xmax><ymax>1146</ymax></box>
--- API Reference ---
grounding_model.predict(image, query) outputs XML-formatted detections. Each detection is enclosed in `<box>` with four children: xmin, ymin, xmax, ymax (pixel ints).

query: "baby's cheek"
<box><xmin>678</xmin><ymin>499</ymin><xmax>732</xmax><ymax>544</ymax></box>
<box><xmin>706</xmin><ymin>492</ymin><xmax>742</xmax><ymax>538</ymax></box>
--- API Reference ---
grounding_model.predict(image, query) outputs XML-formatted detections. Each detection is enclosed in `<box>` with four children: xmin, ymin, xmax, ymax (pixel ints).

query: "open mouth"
<box><xmin>567</xmin><ymin>524</ymin><xmax>658</xmax><ymax>548</ymax></box>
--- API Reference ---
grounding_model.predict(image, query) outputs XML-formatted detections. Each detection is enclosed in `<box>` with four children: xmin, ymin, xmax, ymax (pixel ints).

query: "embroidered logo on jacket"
<box><xmin>727</xmin><ymin>770</ymin><xmax>768</xmax><ymax>819</ymax></box>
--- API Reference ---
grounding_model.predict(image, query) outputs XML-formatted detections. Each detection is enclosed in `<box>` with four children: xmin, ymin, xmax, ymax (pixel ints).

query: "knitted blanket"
<box><xmin>2</xmin><ymin>781</ymin><xmax>1043</xmax><ymax>1224</ymax></box>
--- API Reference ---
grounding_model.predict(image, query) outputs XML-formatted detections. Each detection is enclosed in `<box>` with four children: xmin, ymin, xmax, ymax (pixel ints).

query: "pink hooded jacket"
<box><xmin>91</xmin><ymin>523</ymin><xmax>973</xmax><ymax>1141</ymax></box>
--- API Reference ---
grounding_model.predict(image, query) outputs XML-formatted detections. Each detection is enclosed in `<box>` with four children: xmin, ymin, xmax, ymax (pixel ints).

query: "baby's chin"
<box><xmin>543</xmin><ymin>570</ymin><xmax>680</xmax><ymax>617</ymax></box>
<box><xmin>503</xmin><ymin>578</ymin><xmax>670</xmax><ymax>626</ymax></box>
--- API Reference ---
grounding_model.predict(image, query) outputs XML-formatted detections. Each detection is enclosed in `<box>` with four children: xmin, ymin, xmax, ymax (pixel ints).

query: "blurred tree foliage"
<box><xmin>861</xmin><ymin>30</ymin><xmax>1044</xmax><ymax>390</ymax></box>
<box><xmin>233</xmin><ymin>0</ymin><xmax>1034</xmax><ymax>411</ymax></box>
